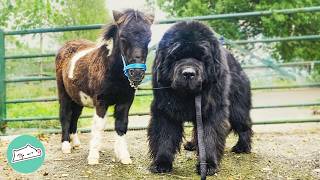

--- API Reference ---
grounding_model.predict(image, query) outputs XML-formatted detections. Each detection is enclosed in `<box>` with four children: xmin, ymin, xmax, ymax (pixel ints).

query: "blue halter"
<box><xmin>121</xmin><ymin>54</ymin><xmax>147</xmax><ymax>77</ymax></box>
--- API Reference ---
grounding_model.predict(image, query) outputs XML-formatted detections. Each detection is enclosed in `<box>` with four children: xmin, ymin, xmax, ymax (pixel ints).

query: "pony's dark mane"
<box><xmin>116</xmin><ymin>9</ymin><xmax>153</xmax><ymax>25</ymax></box>
<box><xmin>102</xmin><ymin>9</ymin><xmax>152</xmax><ymax>42</ymax></box>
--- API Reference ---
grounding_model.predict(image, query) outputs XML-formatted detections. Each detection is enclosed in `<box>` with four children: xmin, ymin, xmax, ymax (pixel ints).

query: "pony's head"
<box><xmin>104</xmin><ymin>9</ymin><xmax>154</xmax><ymax>88</ymax></box>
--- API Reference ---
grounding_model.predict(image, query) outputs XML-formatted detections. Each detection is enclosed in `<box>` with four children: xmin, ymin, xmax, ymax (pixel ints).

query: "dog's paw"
<box><xmin>196</xmin><ymin>163</ymin><xmax>218</xmax><ymax>176</ymax></box>
<box><xmin>231</xmin><ymin>144</ymin><xmax>251</xmax><ymax>154</ymax></box>
<box><xmin>184</xmin><ymin>141</ymin><xmax>196</xmax><ymax>151</ymax></box>
<box><xmin>150</xmin><ymin>162</ymin><xmax>172</xmax><ymax>173</ymax></box>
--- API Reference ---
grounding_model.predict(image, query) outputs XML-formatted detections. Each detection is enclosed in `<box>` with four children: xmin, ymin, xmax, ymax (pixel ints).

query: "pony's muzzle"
<box><xmin>128</xmin><ymin>69</ymin><xmax>145</xmax><ymax>82</ymax></box>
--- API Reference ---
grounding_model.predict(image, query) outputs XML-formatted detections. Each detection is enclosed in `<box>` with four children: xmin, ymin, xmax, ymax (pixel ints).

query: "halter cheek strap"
<box><xmin>121</xmin><ymin>54</ymin><xmax>147</xmax><ymax>77</ymax></box>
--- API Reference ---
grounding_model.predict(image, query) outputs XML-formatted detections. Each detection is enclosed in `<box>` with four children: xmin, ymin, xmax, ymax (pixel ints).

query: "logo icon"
<box><xmin>12</xmin><ymin>144</ymin><xmax>43</xmax><ymax>163</ymax></box>
<box><xmin>7</xmin><ymin>135</ymin><xmax>45</xmax><ymax>174</ymax></box>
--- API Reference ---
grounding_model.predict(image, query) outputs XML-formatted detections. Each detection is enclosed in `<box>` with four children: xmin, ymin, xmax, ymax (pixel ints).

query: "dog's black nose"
<box><xmin>182</xmin><ymin>68</ymin><xmax>196</xmax><ymax>80</ymax></box>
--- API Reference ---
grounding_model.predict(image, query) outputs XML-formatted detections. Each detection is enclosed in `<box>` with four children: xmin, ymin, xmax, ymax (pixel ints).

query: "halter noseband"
<box><xmin>121</xmin><ymin>54</ymin><xmax>147</xmax><ymax>88</ymax></box>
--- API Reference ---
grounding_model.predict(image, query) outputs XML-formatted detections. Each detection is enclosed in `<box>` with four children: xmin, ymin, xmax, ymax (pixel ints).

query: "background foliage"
<box><xmin>0</xmin><ymin>0</ymin><xmax>109</xmax><ymax>43</ymax></box>
<box><xmin>156</xmin><ymin>0</ymin><xmax>320</xmax><ymax>63</ymax></box>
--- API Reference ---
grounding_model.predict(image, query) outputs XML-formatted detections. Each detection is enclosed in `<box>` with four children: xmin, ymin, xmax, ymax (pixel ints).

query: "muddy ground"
<box><xmin>1</xmin><ymin>123</ymin><xmax>320</xmax><ymax>180</ymax></box>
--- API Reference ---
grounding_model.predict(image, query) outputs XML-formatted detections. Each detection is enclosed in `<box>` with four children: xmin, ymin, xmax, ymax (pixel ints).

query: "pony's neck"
<box><xmin>108</xmin><ymin>38</ymin><xmax>126</xmax><ymax>80</ymax></box>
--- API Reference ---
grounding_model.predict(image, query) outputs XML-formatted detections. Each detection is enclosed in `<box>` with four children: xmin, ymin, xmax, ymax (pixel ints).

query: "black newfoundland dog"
<box><xmin>147</xmin><ymin>21</ymin><xmax>253</xmax><ymax>175</ymax></box>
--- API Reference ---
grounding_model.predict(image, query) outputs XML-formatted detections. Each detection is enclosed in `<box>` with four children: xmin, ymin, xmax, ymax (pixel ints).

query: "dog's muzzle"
<box><xmin>172</xmin><ymin>64</ymin><xmax>203</xmax><ymax>93</ymax></box>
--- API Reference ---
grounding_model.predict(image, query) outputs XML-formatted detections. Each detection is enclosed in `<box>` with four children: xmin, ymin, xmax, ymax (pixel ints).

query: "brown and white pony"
<box><xmin>55</xmin><ymin>9</ymin><xmax>154</xmax><ymax>165</ymax></box>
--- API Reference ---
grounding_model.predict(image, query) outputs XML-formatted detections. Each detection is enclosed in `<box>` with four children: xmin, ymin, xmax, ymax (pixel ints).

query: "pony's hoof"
<box><xmin>70</xmin><ymin>134</ymin><xmax>81</xmax><ymax>149</ymax></box>
<box><xmin>120</xmin><ymin>157</ymin><xmax>132</xmax><ymax>164</ymax></box>
<box><xmin>88</xmin><ymin>151</ymin><xmax>99</xmax><ymax>165</ymax></box>
<box><xmin>61</xmin><ymin>141</ymin><xmax>72</xmax><ymax>154</ymax></box>
<box><xmin>88</xmin><ymin>158</ymin><xmax>99</xmax><ymax>165</ymax></box>
<box><xmin>72</xmin><ymin>144</ymin><xmax>81</xmax><ymax>150</ymax></box>
<box><xmin>113</xmin><ymin>156</ymin><xmax>132</xmax><ymax>164</ymax></box>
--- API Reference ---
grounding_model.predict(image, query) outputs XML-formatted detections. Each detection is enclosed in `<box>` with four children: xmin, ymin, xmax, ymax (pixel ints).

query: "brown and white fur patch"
<box><xmin>68</xmin><ymin>39</ymin><xmax>113</xmax><ymax>79</ymax></box>
<box><xmin>68</xmin><ymin>47</ymin><xmax>97</xmax><ymax>79</ymax></box>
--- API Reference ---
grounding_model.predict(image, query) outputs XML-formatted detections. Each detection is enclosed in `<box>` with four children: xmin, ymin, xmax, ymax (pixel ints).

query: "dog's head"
<box><xmin>154</xmin><ymin>21</ymin><xmax>221</xmax><ymax>94</ymax></box>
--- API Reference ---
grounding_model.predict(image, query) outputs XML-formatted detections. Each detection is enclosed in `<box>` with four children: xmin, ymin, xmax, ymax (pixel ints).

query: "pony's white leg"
<box><xmin>114</xmin><ymin>134</ymin><xmax>132</xmax><ymax>164</ymax></box>
<box><xmin>88</xmin><ymin>111</ymin><xmax>106</xmax><ymax>165</ymax></box>
<box><xmin>61</xmin><ymin>141</ymin><xmax>72</xmax><ymax>154</ymax></box>
<box><xmin>70</xmin><ymin>133</ymin><xmax>81</xmax><ymax>149</ymax></box>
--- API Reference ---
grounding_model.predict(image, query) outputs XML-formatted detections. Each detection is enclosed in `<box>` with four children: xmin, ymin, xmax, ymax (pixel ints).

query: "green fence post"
<box><xmin>0</xmin><ymin>29</ymin><xmax>7</xmax><ymax>133</ymax></box>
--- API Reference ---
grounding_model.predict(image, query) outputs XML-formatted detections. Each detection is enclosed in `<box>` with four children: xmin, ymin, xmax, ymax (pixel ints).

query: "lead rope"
<box><xmin>195</xmin><ymin>95</ymin><xmax>207</xmax><ymax>180</ymax></box>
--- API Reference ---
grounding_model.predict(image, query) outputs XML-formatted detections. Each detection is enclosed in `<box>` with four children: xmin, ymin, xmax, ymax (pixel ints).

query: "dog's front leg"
<box><xmin>148</xmin><ymin>111</ymin><xmax>183</xmax><ymax>173</ymax></box>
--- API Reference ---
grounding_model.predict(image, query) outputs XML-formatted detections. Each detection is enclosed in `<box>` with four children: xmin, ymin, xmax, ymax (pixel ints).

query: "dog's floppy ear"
<box><xmin>209</xmin><ymin>39</ymin><xmax>223</xmax><ymax>82</ymax></box>
<box><xmin>153</xmin><ymin>51</ymin><xmax>163</xmax><ymax>83</ymax></box>
<box><xmin>102</xmin><ymin>24</ymin><xmax>117</xmax><ymax>41</ymax></box>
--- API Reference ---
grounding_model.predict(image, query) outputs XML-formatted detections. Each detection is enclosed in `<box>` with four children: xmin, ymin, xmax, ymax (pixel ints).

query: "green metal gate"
<box><xmin>1</xmin><ymin>6</ymin><xmax>320</xmax><ymax>133</ymax></box>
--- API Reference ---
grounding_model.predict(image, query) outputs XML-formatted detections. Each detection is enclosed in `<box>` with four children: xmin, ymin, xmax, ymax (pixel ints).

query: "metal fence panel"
<box><xmin>0</xmin><ymin>29</ymin><xmax>6</xmax><ymax>132</ymax></box>
<box><xmin>1</xmin><ymin>7</ymin><xmax>320</xmax><ymax>131</ymax></box>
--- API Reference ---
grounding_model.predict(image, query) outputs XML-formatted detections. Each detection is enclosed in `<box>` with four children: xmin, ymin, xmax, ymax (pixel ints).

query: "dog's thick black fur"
<box><xmin>147</xmin><ymin>21</ymin><xmax>253</xmax><ymax>175</ymax></box>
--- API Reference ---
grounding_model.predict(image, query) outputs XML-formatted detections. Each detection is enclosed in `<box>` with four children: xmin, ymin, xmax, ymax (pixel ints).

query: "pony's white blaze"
<box><xmin>79</xmin><ymin>91</ymin><xmax>94</xmax><ymax>107</ymax></box>
<box><xmin>61</xmin><ymin>141</ymin><xmax>71</xmax><ymax>154</ymax></box>
<box><xmin>70</xmin><ymin>133</ymin><xmax>81</xmax><ymax>149</ymax></box>
<box><xmin>68</xmin><ymin>47</ymin><xmax>96</xmax><ymax>79</ymax></box>
<box><xmin>114</xmin><ymin>134</ymin><xmax>132</xmax><ymax>164</ymax></box>
<box><xmin>88</xmin><ymin>112</ymin><xmax>106</xmax><ymax>165</ymax></box>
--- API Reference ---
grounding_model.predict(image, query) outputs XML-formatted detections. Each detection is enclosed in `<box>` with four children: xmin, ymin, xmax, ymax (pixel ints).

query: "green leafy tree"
<box><xmin>0</xmin><ymin>0</ymin><xmax>110</xmax><ymax>42</ymax></box>
<box><xmin>156</xmin><ymin>0</ymin><xmax>320</xmax><ymax>62</ymax></box>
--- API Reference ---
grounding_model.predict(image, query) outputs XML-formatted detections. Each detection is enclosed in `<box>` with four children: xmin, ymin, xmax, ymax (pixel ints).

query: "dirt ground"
<box><xmin>1</xmin><ymin>123</ymin><xmax>320</xmax><ymax>180</ymax></box>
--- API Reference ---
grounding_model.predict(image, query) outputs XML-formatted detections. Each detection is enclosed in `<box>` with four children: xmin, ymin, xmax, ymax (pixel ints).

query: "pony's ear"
<box><xmin>145</xmin><ymin>12</ymin><xmax>155</xmax><ymax>24</ymax></box>
<box><xmin>103</xmin><ymin>24</ymin><xmax>117</xmax><ymax>41</ymax></box>
<box><xmin>113</xmin><ymin>10</ymin><xmax>125</xmax><ymax>24</ymax></box>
